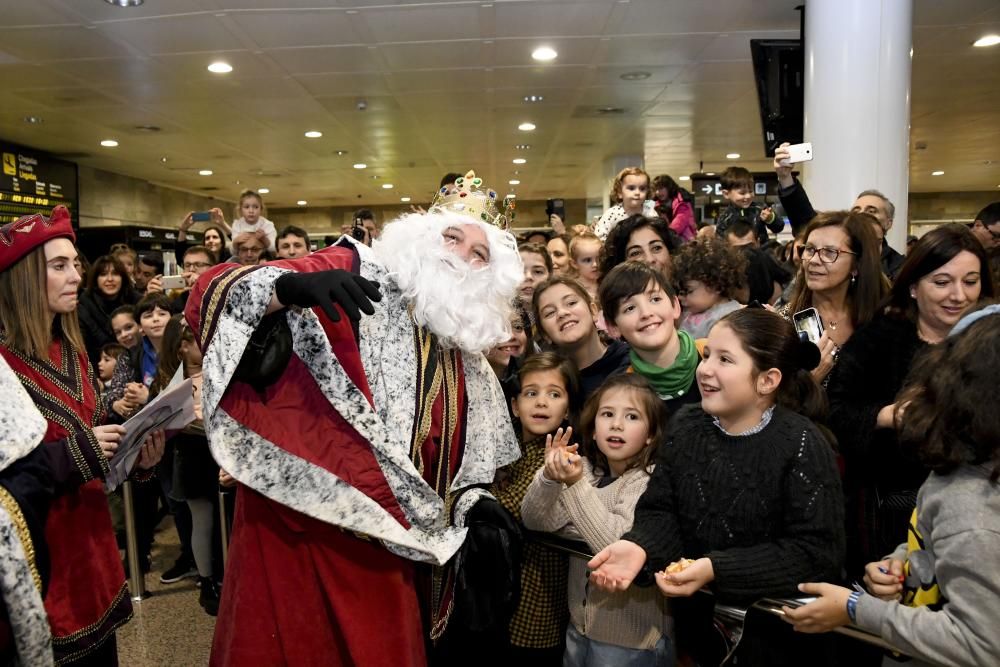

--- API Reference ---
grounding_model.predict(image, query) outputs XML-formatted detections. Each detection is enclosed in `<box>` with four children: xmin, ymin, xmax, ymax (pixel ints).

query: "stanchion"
<box><xmin>218</xmin><ymin>487</ymin><xmax>230</xmax><ymax>565</ymax></box>
<box><xmin>122</xmin><ymin>480</ymin><xmax>150</xmax><ymax>601</ymax></box>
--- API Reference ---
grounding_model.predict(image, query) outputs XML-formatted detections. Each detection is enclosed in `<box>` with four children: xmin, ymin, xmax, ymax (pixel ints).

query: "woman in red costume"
<box><xmin>0</xmin><ymin>206</ymin><xmax>163</xmax><ymax>666</ymax></box>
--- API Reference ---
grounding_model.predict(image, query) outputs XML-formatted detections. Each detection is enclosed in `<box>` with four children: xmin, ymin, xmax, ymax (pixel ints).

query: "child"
<box><xmin>599</xmin><ymin>262</ymin><xmax>700</xmax><ymax>417</ymax></box>
<box><xmin>652</xmin><ymin>174</ymin><xmax>696</xmax><ymax>242</ymax></box>
<box><xmin>486</xmin><ymin>304</ymin><xmax>533</xmax><ymax>411</ymax></box>
<box><xmin>231</xmin><ymin>189</ymin><xmax>277</xmax><ymax>252</ymax></box>
<box><xmin>111</xmin><ymin>305</ymin><xmax>141</xmax><ymax>349</ymax></box>
<box><xmin>518</xmin><ymin>242</ymin><xmax>552</xmax><ymax>309</ymax></box>
<box><xmin>588</xmin><ymin>308</ymin><xmax>844</xmax><ymax>666</ymax></box>
<box><xmin>491</xmin><ymin>352</ymin><xmax>581</xmax><ymax>662</ymax></box>
<box><xmin>714</xmin><ymin>166</ymin><xmax>783</xmax><ymax>246</ymax></box>
<box><xmin>533</xmin><ymin>277</ymin><xmax>630</xmax><ymax>401</ymax></box>
<box><xmin>568</xmin><ymin>232</ymin><xmax>602</xmax><ymax>301</ymax></box>
<box><xmin>97</xmin><ymin>342</ymin><xmax>125</xmax><ymax>386</ymax></box>
<box><xmin>782</xmin><ymin>305</ymin><xmax>1000</xmax><ymax>666</ymax></box>
<box><xmin>672</xmin><ymin>238</ymin><xmax>747</xmax><ymax>338</ymax></box>
<box><xmin>521</xmin><ymin>374</ymin><xmax>673</xmax><ymax>666</ymax></box>
<box><xmin>724</xmin><ymin>220</ymin><xmax>790</xmax><ymax>305</ymax></box>
<box><xmin>594</xmin><ymin>167</ymin><xmax>652</xmax><ymax>241</ymax></box>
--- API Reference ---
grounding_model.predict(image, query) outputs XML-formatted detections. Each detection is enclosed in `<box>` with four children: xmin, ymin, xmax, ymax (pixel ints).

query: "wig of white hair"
<box><xmin>372</xmin><ymin>210</ymin><xmax>523</xmax><ymax>353</ymax></box>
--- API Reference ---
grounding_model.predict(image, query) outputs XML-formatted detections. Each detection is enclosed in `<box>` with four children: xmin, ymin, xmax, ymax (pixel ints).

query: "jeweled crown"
<box><xmin>428</xmin><ymin>170</ymin><xmax>514</xmax><ymax>232</ymax></box>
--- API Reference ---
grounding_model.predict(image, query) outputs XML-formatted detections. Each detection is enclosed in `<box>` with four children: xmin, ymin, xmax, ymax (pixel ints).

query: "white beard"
<box><xmin>372</xmin><ymin>211</ymin><xmax>523</xmax><ymax>354</ymax></box>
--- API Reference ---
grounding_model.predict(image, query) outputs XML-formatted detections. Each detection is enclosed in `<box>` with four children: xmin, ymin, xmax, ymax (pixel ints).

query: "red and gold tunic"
<box><xmin>0</xmin><ymin>336</ymin><xmax>131</xmax><ymax>664</ymax></box>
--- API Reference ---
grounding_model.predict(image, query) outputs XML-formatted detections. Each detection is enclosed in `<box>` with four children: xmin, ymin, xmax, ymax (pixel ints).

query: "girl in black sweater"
<box><xmin>588</xmin><ymin>308</ymin><xmax>845</xmax><ymax>665</ymax></box>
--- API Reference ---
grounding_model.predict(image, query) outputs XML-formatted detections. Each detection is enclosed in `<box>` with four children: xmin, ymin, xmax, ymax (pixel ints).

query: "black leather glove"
<box><xmin>451</xmin><ymin>498</ymin><xmax>522</xmax><ymax>634</ymax></box>
<box><xmin>274</xmin><ymin>269</ymin><xmax>381</xmax><ymax>323</ymax></box>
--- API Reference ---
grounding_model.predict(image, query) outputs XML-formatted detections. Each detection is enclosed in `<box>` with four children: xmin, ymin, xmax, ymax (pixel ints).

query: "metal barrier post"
<box><xmin>218</xmin><ymin>488</ymin><xmax>230</xmax><ymax>565</ymax></box>
<box><xmin>122</xmin><ymin>480</ymin><xmax>149</xmax><ymax>601</ymax></box>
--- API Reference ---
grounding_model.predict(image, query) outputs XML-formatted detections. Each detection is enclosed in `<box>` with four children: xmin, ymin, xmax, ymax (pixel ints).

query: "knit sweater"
<box><xmin>624</xmin><ymin>404</ymin><xmax>844</xmax><ymax>602</ymax></box>
<box><xmin>520</xmin><ymin>460</ymin><xmax>671</xmax><ymax>650</ymax></box>
<box><xmin>855</xmin><ymin>464</ymin><xmax>1000</xmax><ymax>667</ymax></box>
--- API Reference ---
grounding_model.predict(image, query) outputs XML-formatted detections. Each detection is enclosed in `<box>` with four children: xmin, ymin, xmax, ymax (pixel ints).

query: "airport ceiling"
<box><xmin>0</xmin><ymin>0</ymin><xmax>998</xmax><ymax>208</ymax></box>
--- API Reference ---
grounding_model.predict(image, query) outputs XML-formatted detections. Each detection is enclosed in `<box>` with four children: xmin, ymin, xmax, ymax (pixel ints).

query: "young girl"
<box><xmin>521</xmin><ymin>374</ymin><xmax>673</xmax><ymax>667</ymax></box>
<box><xmin>518</xmin><ymin>242</ymin><xmax>553</xmax><ymax>309</ymax></box>
<box><xmin>486</xmin><ymin>304</ymin><xmax>533</xmax><ymax>411</ymax></box>
<box><xmin>231</xmin><ymin>189</ymin><xmax>277</xmax><ymax>252</ymax></box>
<box><xmin>491</xmin><ymin>352</ymin><xmax>581</xmax><ymax>662</ymax></box>
<box><xmin>568</xmin><ymin>232</ymin><xmax>602</xmax><ymax>301</ymax></box>
<box><xmin>98</xmin><ymin>342</ymin><xmax>125</xmax><ymax>386</ymax></box>
<box><xmin>672</xmin><ymin>238</ymin><xmax>747</xmax><ymax>338</ymax></box>
<box><xmin>594</xmin><ymin>167</ymin><xmax>652</xmax><ymax>241</ymax></box>
<box><xmin>588</xmin><ymin>308</ymin><xmax>845</xmax><ymax>666</ymax></box>
<box><xmin>533</xmin><ymin>276</ymin><xmax>630</xmax><ymax>401</ymax></box>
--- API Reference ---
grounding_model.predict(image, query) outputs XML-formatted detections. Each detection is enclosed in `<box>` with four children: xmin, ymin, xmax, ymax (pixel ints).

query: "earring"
<box><xmin>850</xmin><ymin>273</ymin><xmax>857</xmax><ymax>286</ymax></box>
<box><xmin>910</xmin><ymin>289</ymin><xmax>916</xmax><ymax>299</ymax></box>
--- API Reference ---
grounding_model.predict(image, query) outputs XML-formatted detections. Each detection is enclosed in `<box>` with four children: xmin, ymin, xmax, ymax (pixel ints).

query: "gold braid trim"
<box><xmin>0</xmin><ymin>486</ymin><xmax>41</xmax><ymax>592</ymax></box>
<box><xmin>198</xmin><ymin>264</ymin><xmax>260</xmax><ymax>351</ymax></box>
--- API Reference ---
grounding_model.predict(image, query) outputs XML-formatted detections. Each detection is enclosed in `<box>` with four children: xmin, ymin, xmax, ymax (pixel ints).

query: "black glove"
<box><xmin>451</xmin><ymin>498</ymin><xmax>522</xmax><ymax>634</ymax></box>
<box><xmin>274</xmin><ymin>269</ymin><xmax>381</xmax><ymax>323</ymax></box>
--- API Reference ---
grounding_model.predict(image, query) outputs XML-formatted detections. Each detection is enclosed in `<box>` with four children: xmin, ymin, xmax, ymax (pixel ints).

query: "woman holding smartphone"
<box><xmin>778</xmin><ymin>210</ymin><xmax>887</xmax><ymax>384</ymax></box>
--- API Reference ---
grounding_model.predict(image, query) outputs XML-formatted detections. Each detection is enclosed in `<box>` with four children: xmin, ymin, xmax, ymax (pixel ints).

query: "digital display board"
<box><xmin>0</xmin><ymin>140</ymin><xmax>79</xmax><ymax>226</ymax></box>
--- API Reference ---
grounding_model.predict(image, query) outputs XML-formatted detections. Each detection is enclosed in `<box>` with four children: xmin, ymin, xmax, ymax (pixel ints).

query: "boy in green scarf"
<box><xmin>599</xmin><ymin>262</ymin><xmax>702</xmax><ymax>418</ymax></box>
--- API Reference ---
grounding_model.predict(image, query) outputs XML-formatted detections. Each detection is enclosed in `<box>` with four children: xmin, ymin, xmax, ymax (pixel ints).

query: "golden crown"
<box><xmin>428</xmin><ymin>170</ymin><xmax>515</xmax><ymax>232</ymax></box>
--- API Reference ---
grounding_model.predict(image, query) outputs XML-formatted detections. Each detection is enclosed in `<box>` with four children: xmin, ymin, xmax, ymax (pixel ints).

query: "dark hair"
<box><xmin>110</xmin><ymin>304</ymin><xmax>136</xmax><ymax>321</ymax></box>
<box><xmin>886</xmin><ymin>223</ymin><xmax>995</xmax><ymax>322</ymax></box>
<box><xmin>515</xmin><ymin>351</ymin><xmax>583</xmax><ymax>430</ymax></box>
<box><xmin>524</xmin><ymin>230</ymin><xmax>550</xmax><ymax>244</ymax></box>
<box><xmin>652</xmin><ymin>174</ymin><xmax>682</xmax><ymax>200</ymax></box>
<box><xmin>599</xmin><ymin>261</ymin><xmax>678</xmax><ymax>326</ymax></box>
<box><xmin>579</xmin><ymin>374</ymin><xmax>665</xmax><ymax>476</ymax></box>
<box><xmin>714</xmin><ymin>309</ymin><xmax>830</xmax><ymax>432</ymax></box>
<box><xmin>183</xmin><ymin>245</ymin><xmax>216</xmax><ymax>265</ymax></box>
<box><xmin>787</xmin><ymin>210</ymin><xmax>889</xmax><ymax>329</ymax></box>
<box><xmin>531</xmin><ymin>276</ymin><xmax>596</xmax><ymax>344</ymax></box>
<box><xmin>724</xmin><ymin>220</ymin><xmax>755</xmax><ymax>240</ymax></box>
<box><xmin>85</xmin><ymin>255</ymin><xmax>131</xmax><ymax>300</ymax></box>
<box><xmin>671</xmin><ymin>237</ymin><xmax>748</xmax><ymax>300</ymax></box>
<box><xmin>135</xmin><ymin>293</ymin><xmax>173</xmax><ymax>321</ymax></box>
<box><xmin>720</xmin><ymin>166</ymin><xmax>753</xmax><ymax>191</ymax></box>
<box><xmin>440</xmin><ymin>173</ymin><xmax>463</xmax><ymax>189</ymax></box>
<box><xmin>518</xmin><ymin>242</ymin><xmax>553</xmax><ymax>274</ymax></box>
<box><xmin>599</xmin><ymin>214</ymin><xmax>678</xmax><ymax>277</ymax></box>
<box><xmin>99</xmin><ymin>342</ymin><xmax>126</xmax><ymax>360</ymax></box>
<box><xmin>353</xmin><ymin>209</ymin><xmax>375</xmax><ymax>223</ymax></box>
<box><xmin>137</xmin><ymin>253</ymin><xmax>164</xmax><ymax>274</ymax></box>
<box><xmin>277</xmin><ymin>225</ymin><xmax>310</xmax><ymax>242</ymax></box>
<box><xmin>150</xmin><ymin>315</ymin><xmax>185</xmax><ymax>397</ymax></box>
<box><xmin>974</xmin><ymin>201</ymin><xmax>1000</xmax><ymax>227</ymax></box>
<box><xmin>512</xmin><ymin>301</ymin><xmax>535</xmax><ymax>360</ymax></box>
<box><xmin>898</xmin><ymin>305</ymin><xmax>1000</xmax><ymax>481</ymax></box>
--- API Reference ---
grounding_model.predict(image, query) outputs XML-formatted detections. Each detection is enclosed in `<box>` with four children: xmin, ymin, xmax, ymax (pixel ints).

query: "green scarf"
<box><xmin>629</xmin><ymin>330</ymin><xmax>699</xmax><ymax>399</ymax></box>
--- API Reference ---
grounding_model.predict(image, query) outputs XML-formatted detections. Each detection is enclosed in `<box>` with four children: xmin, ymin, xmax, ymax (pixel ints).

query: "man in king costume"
<box><xmin>187</xmin><ymin>172</ymin><xmax>525</xmax><ymax>665</ymax></box>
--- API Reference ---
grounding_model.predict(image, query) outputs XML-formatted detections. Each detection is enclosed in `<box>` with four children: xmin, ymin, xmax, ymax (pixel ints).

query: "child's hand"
<box><xmin>781</xmin><ymin>583</ymin><xmax>852</xmax><ymax>633</ymax></box>
<box><xmin>543</xmin><ymin>427</ymin><xmax>583</xmax><ymax>485</ymax></box>
<box><xmin>760</xmin><ymin>206</ymin><xmax>774</xmax><ymax>223</ymax></box>
<box><xmin>654</xmin><ymin>556</ymin><xmax>714</xmax><ymax>597</ymax></box>
<box><xmin>863</xmin><ymin>558</ymin><xmax>905</xmax><ymax>600</ymax></box>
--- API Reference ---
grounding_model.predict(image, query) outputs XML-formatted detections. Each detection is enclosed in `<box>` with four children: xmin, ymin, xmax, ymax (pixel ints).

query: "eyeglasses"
<box><xmin>798</xmin><ymin>245</ymin><xmax>856</xmax><ymax>263</ymax></box>
<box><xmin>183</xmin><ymin>261</ymin><xmax>213</xmax><ymax>271</ymax></box>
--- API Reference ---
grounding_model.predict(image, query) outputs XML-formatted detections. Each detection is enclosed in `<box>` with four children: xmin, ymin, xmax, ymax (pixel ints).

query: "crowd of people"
<box><xmin>0</xmin><ymin>157</ymin><xmax>997</xmax><ymax>667</ymax></box>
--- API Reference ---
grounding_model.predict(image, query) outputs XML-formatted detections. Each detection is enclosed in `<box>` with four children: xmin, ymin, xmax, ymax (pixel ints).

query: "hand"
<box><xmin>655</xmin><ymin>556</ymin><xmax>714</xmax><ymax>597</ymax></box>
<box><xmin>811</xmin><ymin>332</ymin><xmax>837</xmax><ymax>383</ymax></box>
<box><xmin>781</xmin><ymin>582</ymin><xmax>852</xmax><ymax>633</ymax></box>
<box><xmin>409</xmin><ymin>204</ymin><xmax>427</xmax><ymax>215</ymax></box>
<box><xmin>210</xmin><ymin>207</ymin><xmax>226</xmax><ymax>225</ymax></box>
<box><xmin>113</xmin><ymin>398</ymin><xmax>137</xmax><ymax>419</ymax></box>
<box><xmin>180</xmin><ymin>212</ymin><xmax>194</xmax><ymax>231</ymax></box>
<box><xmin>587</xmin><ymin>540</ymin><xmax>647</xmax><ymax>592</ymax></box>
<box><xmin>146</xmin><ymin>275</ymin><xmax>163</xmax><ymax>295</ymax></box>
<box><xmin>136</xmin><ymin>429</ymin><xmax>165</xmax><ymax>470</ymax></box>
<box><xmin>219</xmin><ymin>469</ymin><xmax>237</xmax><ymax>488</ymax></box>
<box><xmin>542</xmin><ymin>427</ymin><xmax>582</xmax><ymax>485</ymax></box>
<box><xmin>549</xmin><ymin>213</ymin><xmax>565</xmax><ymax>235</ymax></box>
<box><xmin>863</xmin><ymin>558</ymin><xmax>905</xmax><ymax>600</ymax></box>
<box><xmin>773</xmin><ymin>141</ymin><xmax>794</xmax><ymax>187</ymax></box>
<box><xmin>93</xmin><ymin>424</ymin><xmax>126</xmax><ymax>459</ymax></box>
<box><xmin>274</xmin><ymin>269</ymin><xmax>382</xmax><ymax>323</ymax></box>
<box><xmin>760</xmin><ymin>207</ymin><xmax>775</xmax><ymax>223</ymax></box>
<box><xmin>182</xmin><ymin>270</ymin><xmax>197</xmax><ymax>288</ymax></box>
<box><xmin>124</xmin><ymin>382</ymin><xmax>149</xmax><ymax>407</ymax></box>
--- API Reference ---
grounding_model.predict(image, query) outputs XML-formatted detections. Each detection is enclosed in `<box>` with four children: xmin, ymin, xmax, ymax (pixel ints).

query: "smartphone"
<box><xmin>793</xmin><ymin>307</ymin><xmax>824</xmax><ymax>344</ymax></box>
<box><xmin>191</xmin><ymin>211</ymin><xmax>212</xmax><ymax>223</ymax></box>
<box><xmin>781</xmin><ymin>142</ymin><xmax>813</xmax><ymax>165</ymax></box>
<box><xmin>546</xmin><ymin>198</ymin><xmax>565</xmax><ymax>220</ymax></box>
<box><xmin>161</xmin><ymin>274</ymin><xmax>187</xmax><ymax>290</ymax></box>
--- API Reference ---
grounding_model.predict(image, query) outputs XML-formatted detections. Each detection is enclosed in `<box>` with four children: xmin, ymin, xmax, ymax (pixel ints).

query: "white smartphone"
<box><xmin>793</xmin><ymin>307</ymin><xmax>824</xmax><ymax>345</ymax></box>
<box><xmin>782</xmin><ymin>142</ymin><xmax>813</xmax><ymax>165</ymax></box>
<box><xmin>161</xmin><ymin>274</ymin><xmax>187</xmax><ymax>290</ymax></box>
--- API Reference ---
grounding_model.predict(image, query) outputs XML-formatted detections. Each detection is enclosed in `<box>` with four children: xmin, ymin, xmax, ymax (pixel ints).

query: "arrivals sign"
<box><xmin>0</xmin><ymin>140</ymin><xmax>79</xmax><ymax>226</ymax></box>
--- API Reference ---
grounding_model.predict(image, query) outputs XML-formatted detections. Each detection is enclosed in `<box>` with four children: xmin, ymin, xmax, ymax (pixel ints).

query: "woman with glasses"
<box><xmin>828</xmin><ymin>223</ymin><xmax>995</xmax><ymax>578</ymax></box>
<box><xmin>778</xmin><ymin>210</ymin><xmax>888</xmax><ymax>384</ymax></box>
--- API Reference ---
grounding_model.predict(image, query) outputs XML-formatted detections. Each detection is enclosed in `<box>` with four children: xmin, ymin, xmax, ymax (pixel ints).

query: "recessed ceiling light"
<box><xmin>509</xmin><ymin>179</ymin><xmax>520</xmax><ymax>185</ymax></box>
<box><xmin>23</xmin><ymin>116</ymin><xmax>43</xmax><ymax>124</ymax></box>
<box><xmin>726</xmin><ymin>153</ymin><xmax>741</xmax><ymax>159</ymax></box>
<box><xmin>512</xmin><ymin>158</ymin><xmax>527</xmax><ymax>165</ymax></box>
<box><xmin>532</xmin><ymin>46</ymin><xmax>558</xmax><ymax>62</ymax></box>
<box><xmin>678</xmin><ymin>176</ymin><xmax>690</xmax><ymax>181</ymax></box>
<box><xmin>524</xmin><ymin>95</ymin><xmax>544</xmax><ymax>103</ymax></box>
<box><xmin>705</xmin><ymin>172</ymin><xmax>716</xmax><ymax>176</ymax></box>
<box><xmin>198</xmin><ymin>169</ymin><xmax>213</xmax><ymax>176</ymax></box>
<box><xmin>353</xmin><ymin>163</ymin><xmax>367</xmax><ymax>169</ymax></box>
<box><xmin>100</xmin><ymin>139</ymin><xmax>118</xmax><ymax>147</ymax></box>
<box><xmin>297</xmin><ymin>200</ymin><xmax>308</xmax><ymax>206</ymax></box>
<box><xmin>160</xmin><ymin>157</ymin><xmax>168</xmax><ymax>163</ymax></box>
<box><xmin>973</xmin><ymin>34</ymin><xmax>1000</xmax><ymax>47</ymax></box>
<box><xmin>304</xmin><ymin>130</ymin><xmax>323</xmax><ymax>138</ymax></box>
<box><xmin>931</xmin><ymin>170</ymin><xmax>945</xmax><ymax>176</ymax></box>
<box><xmin>104</xmin><ymin>0</ymin><xmax>143</xmax><ymax>6</ymax></box>
<box><xmin>620</xmin><ymin>71</ymin><xmax>651</xmax><ymax>81</ymax></box>
<box><xmin>515</xmin><ymin>144</ymin><xmax>531</xmax><ymax>150</ymax></box>
<box><xmin>382</xmin><ymin>183</ymin><xmax>394</xmax><ymax>189</ymax></box>
<box><xmin>207</xmin><ymin>61</ymin><xmax>233</xmax><ymax>74</ymax></box>
<box><xmin>335</xmin><ymin>150</ymin><xmax>348</xmax><ymax>156</ymax></box>
<box><xmin>258</xmin><ymin>187</ymin><xmax>270</xmax><ymax>194</ymax></box>
<box><xmin>518</xmin><ymin>122</ymin><xmax>536</xmax><ymax>131</ymax></box>
<box><xmin>400</xmin><ymin>196</ymin><xmax>411</xmax><ymax>202</ymax></box>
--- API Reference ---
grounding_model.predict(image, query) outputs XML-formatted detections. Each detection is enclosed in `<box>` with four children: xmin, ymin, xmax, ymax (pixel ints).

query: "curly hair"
<box><xmin>609</xmin><ymin>166</ymin><xmax>649</xmax><ymax>203</ymax></box>
<box><xmin>670</xmin><ymin>237</ymin><xmax>748</xmax><ymax>300</ymax></box>
<box><xmin>599</xmin><ymin>214</ymin><xmax>679</xmax><ymax>278</ymax></box>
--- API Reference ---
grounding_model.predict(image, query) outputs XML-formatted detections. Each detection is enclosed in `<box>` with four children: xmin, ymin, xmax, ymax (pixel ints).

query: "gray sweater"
<box><xmin>855</xmin><ymin>463</ymin><xmax>1000</xmax><ymax>666</ymax></box>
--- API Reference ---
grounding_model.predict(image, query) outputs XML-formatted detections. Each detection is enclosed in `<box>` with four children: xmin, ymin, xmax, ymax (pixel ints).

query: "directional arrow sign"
<box><xmin>701</xmin><ymin>184</ymin><xmax>713</xmax><ymax>194</ymax></box>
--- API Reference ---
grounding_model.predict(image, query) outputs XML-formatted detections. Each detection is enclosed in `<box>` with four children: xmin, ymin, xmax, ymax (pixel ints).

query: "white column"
<box><xmin>802</xmin><ymin>0</ymin><xmax>912</xmax><ymax>251</ymax></box>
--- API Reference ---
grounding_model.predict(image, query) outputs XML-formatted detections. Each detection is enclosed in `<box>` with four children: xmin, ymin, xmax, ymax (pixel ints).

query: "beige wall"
<box><xmin>908</xmin><ymin>191</ymin><xmax>998</xmax><ymax>224</ymax></box>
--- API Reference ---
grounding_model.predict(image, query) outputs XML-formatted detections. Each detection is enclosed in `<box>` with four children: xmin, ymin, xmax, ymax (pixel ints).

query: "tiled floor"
<box><xmin>116</xmin><ymin>520</ymin><xmax>216</xmax><ymax>666</ymax></box>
